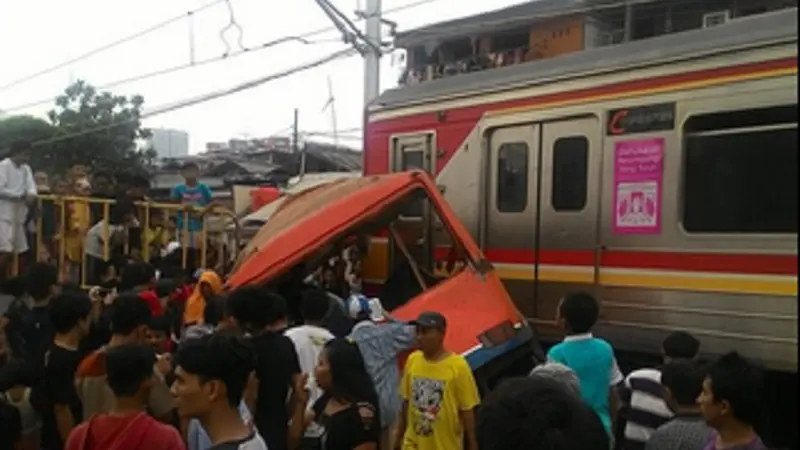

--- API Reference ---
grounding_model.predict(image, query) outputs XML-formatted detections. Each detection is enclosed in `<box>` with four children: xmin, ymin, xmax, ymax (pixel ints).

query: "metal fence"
<box><xmin>11</xmin><ymin>195</ymin><xmax>240</xmax><ymax>288</ymax></box>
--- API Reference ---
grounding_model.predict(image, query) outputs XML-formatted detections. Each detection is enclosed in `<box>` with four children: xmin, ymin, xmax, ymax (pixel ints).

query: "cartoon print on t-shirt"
<box><xmin>411</xmin><ymin>377</ymin><xmax>445</xmax><ymax>437</ymax></box>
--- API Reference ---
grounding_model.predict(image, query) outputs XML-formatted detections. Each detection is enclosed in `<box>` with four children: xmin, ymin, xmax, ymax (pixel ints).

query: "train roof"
<box><xmin>374</xmin><ymin>8</ymin><xmax>798</xmax><ymax>111</ymax></box>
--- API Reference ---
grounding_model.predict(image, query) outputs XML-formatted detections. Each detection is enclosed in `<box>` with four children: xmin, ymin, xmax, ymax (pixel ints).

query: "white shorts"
<box><xmin>0</xmin><ymin>220</ymin><xmax>29</xmax><ymax>254</ymax></box>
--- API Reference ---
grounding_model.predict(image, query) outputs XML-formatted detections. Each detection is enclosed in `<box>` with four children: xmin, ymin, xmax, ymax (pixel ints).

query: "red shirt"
<box><xmin>65</xmin><ymin>412</ymin><xmax>183</xmax><ymax>450</ymax></box>
<box><xmin>138</xmin><ymin>290</ymin><xmax>164</xmax><ymax>316</ymax></box>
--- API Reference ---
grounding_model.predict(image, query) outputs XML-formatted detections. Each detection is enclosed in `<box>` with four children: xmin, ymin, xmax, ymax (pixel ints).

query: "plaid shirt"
<box><xmin>349</xmin><ymin>319</ymin><xmax>416</xmax><ymax>428</ymax></box>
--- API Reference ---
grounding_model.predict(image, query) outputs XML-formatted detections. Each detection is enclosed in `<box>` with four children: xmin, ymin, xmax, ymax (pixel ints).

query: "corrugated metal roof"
<box><xmin>304</xmin><ymin>144</ymin><xmax>362</xmax><ymax>171</ymax></box>
<box><xmin>151</xmin><ymin>174</ymin><xmax>227</xmax><ymax>190</ymax></box>
<box><xmin>376</xmin><ymin>8</ymin><xmax>798</xmax><ymax>110</ymax></box>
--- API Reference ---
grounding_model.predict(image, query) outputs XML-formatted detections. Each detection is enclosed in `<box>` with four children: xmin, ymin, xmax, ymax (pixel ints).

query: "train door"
<box><xmin>536</xmin><ymin>117</ymin><xmax>601</xmax><ymax>325</ymax></box>
<box><xmin>486</xmin><ymin>125</ymin><xmax>540</xmax><ymax>317</ymax></box>
<box><xmin>486</xmin><ymin>118</ymin><xmax>601</xmax><ymax>322</ymax></box>
<box><xmin>389</xmin><ymin>133</ymin><xmax>435</xmax><ymax>273</ymax></box>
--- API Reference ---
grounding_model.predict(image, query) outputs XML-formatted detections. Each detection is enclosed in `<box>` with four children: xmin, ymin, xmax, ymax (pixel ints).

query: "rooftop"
<box><xmin>394</xmin><ymin>0</ymin><xmax>645</xmax><ymax>48</ymax></box>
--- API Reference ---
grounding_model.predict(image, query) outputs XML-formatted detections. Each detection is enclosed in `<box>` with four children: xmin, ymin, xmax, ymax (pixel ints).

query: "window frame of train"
<box><xmin>550</xmin><ymin>136</ymin><xmax>589</xmax><ymax>212</ymax></box>
<box><xmin>496</xmin><ymin>141</ymin><xmax>530</xmax><ymax>213</ymax></box>
<box><xmin>391</xmin><ymin>133</ymin><xmax>434</xmax><ymax>218</ymax></box>
<box><xmin>681</xmin><ymin>104</ymin><xmax>798</xmax><ymax>234</ymax></box>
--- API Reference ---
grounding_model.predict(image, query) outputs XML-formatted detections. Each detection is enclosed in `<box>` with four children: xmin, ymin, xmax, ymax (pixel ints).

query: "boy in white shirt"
<box><xmin>0</xmin><ymin>141</ymin><xmax>37</xmax><ymax>277</ymax></box>
<box><xmin>284</xmin><ymin>289</ymin><xmax>335</xmax><ymax>445</ymax></box>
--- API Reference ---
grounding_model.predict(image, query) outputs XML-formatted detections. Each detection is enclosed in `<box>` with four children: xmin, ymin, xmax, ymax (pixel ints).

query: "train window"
<box><xmin>551</xmin><ymin>136</ymin><xmax>589</xmax><ymax>211</ymax></box>
<box><xmin>402</xmin><ymin>149</ymin><xmax>424</xmax><ymax>171</ymax></box>
<box><xmin>682</xmin><ymin>105</ymin><xmax>798</xmax><ymax>233</ymax></box>
<box><xmin>497</xmin><ymin>142</ymin><xmax>529</xmax><ymax>213</ymax></box>
<box><xmin>401</xmin><ymin>150</ymin><xmax>425</xmax><ymax>217</ymax></box>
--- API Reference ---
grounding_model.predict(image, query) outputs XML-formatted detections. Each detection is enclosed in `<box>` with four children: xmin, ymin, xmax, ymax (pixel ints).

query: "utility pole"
<box><xmin>326</xmin><ymin>76</ymin><xmax>339</xmax><ymax>151</ymax></box>
<box><xmin>363</xmin><ymin>0</ymin><xmax>382</xmax><ymax>108</ymax></box>
<box><xmin>293</xmin><ymin>108</ymin><xmax>307</xmax><ymax>179</ymax></box>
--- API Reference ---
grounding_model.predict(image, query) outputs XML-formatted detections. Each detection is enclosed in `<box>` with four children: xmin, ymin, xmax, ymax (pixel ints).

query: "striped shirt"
<box><xmin>622</xmin><ymin>368</ymin><xmax>673</xmax><ymax>450</ymax></box>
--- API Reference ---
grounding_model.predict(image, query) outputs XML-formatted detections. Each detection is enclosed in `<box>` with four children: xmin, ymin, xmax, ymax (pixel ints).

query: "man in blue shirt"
<box><xmin>547</xmin><ymin>292</ymin><xmax>623</xmax><ymax>442</ymax></box>
<box><xmin>170</xmin><ymin>162</ymin><xmax>213</xmax><ymax>248</ymax></box>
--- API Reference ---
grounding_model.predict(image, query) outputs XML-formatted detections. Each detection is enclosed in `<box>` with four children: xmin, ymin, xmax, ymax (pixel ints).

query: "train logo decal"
<box><xmin>606</xmin><ymin>102</ymin><xmax>676</xmax><ymax>136</ymax></box>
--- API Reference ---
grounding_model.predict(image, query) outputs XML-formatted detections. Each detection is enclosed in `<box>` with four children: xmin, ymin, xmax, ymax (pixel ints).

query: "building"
<box><xmin>148</xmin><ymin>137</ymin><xmax>360</xmax><ymax>200</ymax></box>
<box><xmin>394</xmin><ymin>0</ymin><xmax>796</xmax><ymax>85</ymax></box>
<box><xmin>148</xmin><ymin>128</ymin><xmax>190</xmax><ymax>158</ymax></box>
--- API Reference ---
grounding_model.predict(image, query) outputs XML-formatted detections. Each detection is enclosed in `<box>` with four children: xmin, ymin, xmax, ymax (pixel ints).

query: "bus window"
<box><xmin>551</xmin><ymin>136</ymin><xmax>588</xmax><ymax>211</ymax></box>
<box><xmin>497</xmin><ymin>142</ymin><xmax>529</xmax><ymax>213</ymax></box>
<box><xmin>682</xmin><ymin>105</ymin><xmax>797</xmax><ymax>233</ymax></box>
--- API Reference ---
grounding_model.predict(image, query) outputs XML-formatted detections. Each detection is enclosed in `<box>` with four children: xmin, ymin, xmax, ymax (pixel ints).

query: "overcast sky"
<box><xmin>0</xmin><ymin>0</ymin><xmax>523</xmax><ymax>154</ymax></box>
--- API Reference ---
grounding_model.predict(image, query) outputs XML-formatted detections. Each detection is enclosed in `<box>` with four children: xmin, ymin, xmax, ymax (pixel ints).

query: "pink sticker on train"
<box><xmin>613</xmin><ymin>138</ymin><xmax>664</xmax><ymax>234</ymax></box>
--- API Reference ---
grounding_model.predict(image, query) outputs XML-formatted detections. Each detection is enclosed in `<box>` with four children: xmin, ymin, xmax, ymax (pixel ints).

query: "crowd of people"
<box><xmin>0</xmin><ymin>139</ymin><xmax>773</xmax><ymax>450</ymax></box>
<box><xmin>0</xmin><ymin>140</ymin><xmax>223</xmax><ymax>287</ymax></box>
<box><xmin>0</xmin><ymin>262</ymin><xmax>772</xmax><ymax>450</ymax></box>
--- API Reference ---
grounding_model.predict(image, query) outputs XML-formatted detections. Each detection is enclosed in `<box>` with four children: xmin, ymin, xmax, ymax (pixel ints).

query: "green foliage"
<box><xmin>45</xmin><ymin>79</ymin><xmax>153</xmax><ymax>175</ymax></box>
<box><xmin>0</xmin><ymin>80</ymin><xmax>153</xmax><ymax>175</ymax></box>
<box><xmin>0</xmin><ymin>115</ymin><xmax>56</xmax><ymax>167</ymax></box>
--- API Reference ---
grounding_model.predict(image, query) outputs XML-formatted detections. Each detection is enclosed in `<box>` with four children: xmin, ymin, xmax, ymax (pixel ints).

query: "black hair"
<box><xmin>7</xmin><ymin>140</ymin><xmax>32</xmax><ymax>156</ymax></box>
<box><xmin>110</xmin><ymin>196</ymin><xmax>135</xmax><ymax>225</ymax></box>
<box><xmin>203</xmin><ymin>294</ymin><xmax>228</xmax><ymax>327</ymax></box>
<box><xmin>120</xmin><ymin>262</ymin><xmax>156</xmax><ymax>291</ymax></box>
<box><xmin>559</xmin><ymin>292</ymin><xmax>599</xmax><ymax>334</ymax></box>
<box><xmin>92</xmin><ymin>171</ymin><xmax>113</xmax><ymax>182</ymax></box>
<box><xmin>155</xmin><ymin>279</ymin><xmax>176</xmax><ymax>299</ymax></box>
<box><xmin>49</xmin><ymin>292</ymin><xmax>92</xmax><ymax>334</ymax></box>
<box><xmin>105</xmin><ymin>343</ymin><xmax>157</xmax><ymax>398</ymax></box>
<box><xmin>0</xmin><ymin>358</ymin><xmax>36</xmax><ymax>391</ymax></box>
<box><xmin>301</xmin><ymin>289</ymin><xmax>330</xmax><ymax>323</ymax></box>
<box><xmin>478</xmin><ymin>376</ymin><xmax>610</xmax><ymax>450</ymax></box>
<box><xmin>661</xmin><ymin>360</ymin><xmax>706</xmax><ymax>406</ymax></box>
<box><xmin>24</xmin><ymin>262</ymin><xmax>58</xmax><ymax>301</ymax></box>
<box><xmin>174</xmin><ymin>331</ymin><xmax>256</xmax><ymax>408</ymax></box>
<box><xmin>227</xmin><ymin>286</ymin><xmax>287</xmax><ymax>331</ymax></box>
<box><xmin>706</xmin><ymin>351</ymin><xmax>764</xmax><ymax>426</ymax></box>
<box><xmin>129</xmin><ymin>174</ymin><xmax>151</xmax><ymax>189</ymax></box>
<box><xmin>148</xmin><ymin>315</ymin><xmax>170</xmax><ymax>334</ymax></box>
<box><xmin>1</xmin><ymin>277</ymin><xmax>26</xmax><ymax>298</ymax></box>
<box><xmin>181</xmin><ymin>162</ymin><xmax>200</xmax><ymax>171</ymax></box>
<box><xmin>110</xmin><ymin>294</ymin><xmax>153</xmax><ymax>336</ymax></box>
<box><xmin>662</xmin><ymin>331</ymin><xmax>700</xmax><ymax>360</ymax></box>
<box><xmin>322</xmin><ymin>338</ymin><xmax>381</xmax><ymax>421</ymax></box>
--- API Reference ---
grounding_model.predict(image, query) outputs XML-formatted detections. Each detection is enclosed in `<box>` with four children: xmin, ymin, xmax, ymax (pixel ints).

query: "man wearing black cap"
<box><xmin>395</xmin><ymin>311</ymin><xmax>480</xmax><ymax>450</ymax></box>
<box><xmin>0</xmin><ymin>140</ymin><xmax>37</xmax><ymax>280</ymax></box>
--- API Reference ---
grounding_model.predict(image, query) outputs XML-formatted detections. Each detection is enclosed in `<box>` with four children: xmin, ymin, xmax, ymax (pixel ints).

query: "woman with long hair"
<box><xmin>291</xmin><ymin>338</ymin><xmax>381</xmax><ymax>450</ymax></box>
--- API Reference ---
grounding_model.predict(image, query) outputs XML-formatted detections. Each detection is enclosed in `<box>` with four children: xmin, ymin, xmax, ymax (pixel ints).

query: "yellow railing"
<box><xmin>11</xmin><ymin>195</ymin><xmax>240</xmax><ymax>288</ymax></box>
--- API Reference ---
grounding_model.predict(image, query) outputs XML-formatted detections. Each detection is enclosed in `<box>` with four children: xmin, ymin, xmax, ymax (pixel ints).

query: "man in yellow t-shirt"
<box><xmin>397</xmin><ymin>312</ymin><xmax>480</xmax><ymax>450</ymax></box>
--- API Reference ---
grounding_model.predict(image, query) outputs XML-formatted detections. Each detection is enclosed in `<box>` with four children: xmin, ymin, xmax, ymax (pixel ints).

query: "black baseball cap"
<box><xmin>411</xmin><ymin>311</ymin><xmax>447</xmax><ymax>330</ymax></box>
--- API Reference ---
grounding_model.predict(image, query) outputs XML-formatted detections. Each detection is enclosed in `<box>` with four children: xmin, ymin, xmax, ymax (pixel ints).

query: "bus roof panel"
<box><xmin>375</xmin><ymin>8</ymin><xmax>798</xmax><ymax>110</ymax></box>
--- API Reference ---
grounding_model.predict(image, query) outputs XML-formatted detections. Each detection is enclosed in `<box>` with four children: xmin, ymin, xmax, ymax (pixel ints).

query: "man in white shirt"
<box><xmin>0</xmin><ymin>141</ymin><xmax>37</xmax><ymax>276</ymax></box>
<box><xmin>284</xmin><ymin>289</ymin><xmax>335</xmax><ymax>445</ymax></box>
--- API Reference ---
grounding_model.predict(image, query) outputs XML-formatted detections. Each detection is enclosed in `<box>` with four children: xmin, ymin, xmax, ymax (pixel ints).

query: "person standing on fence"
<box><xmin>171</xmin><ymin>162</ymin><xmax>213</xmax><ymax>250</ymax></box>
<box><xmin>0</xmin><ymin>141</ymin><xmax>37</xmax><ymax>281</ymax></box>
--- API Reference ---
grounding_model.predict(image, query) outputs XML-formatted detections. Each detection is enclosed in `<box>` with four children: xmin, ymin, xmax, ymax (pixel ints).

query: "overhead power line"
<box><xmin>2</xmin><ymin>0</ymin><xmax>440</xmax><ymax>114</ymax></box>
<box><xmin>0</xmin><ymin>0</ymin><xmax>227</xmax><ymax>91</ymax></box>
<box><xmin>2</xmin><ymin>35</ymin><xmax>342</xmax><ymax>114</ymax></box>
<box><xmin>32</xmin><ymin>48</ymin><xmax>358</xmax><ymax>147</ymax></box>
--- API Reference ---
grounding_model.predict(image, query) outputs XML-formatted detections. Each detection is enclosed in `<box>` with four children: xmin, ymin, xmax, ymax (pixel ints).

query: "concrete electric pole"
<box><xmin>362</xmin><ymin>0</ymin><xmax>382</xmax><ymax>107</ymax></box>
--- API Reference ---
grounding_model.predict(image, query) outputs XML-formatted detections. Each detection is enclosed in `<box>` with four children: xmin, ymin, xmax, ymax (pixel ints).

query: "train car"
<box><xmin>364</xmin><ymin>9</ymin><xmax>798</xmax><ymax>374</ymax></box>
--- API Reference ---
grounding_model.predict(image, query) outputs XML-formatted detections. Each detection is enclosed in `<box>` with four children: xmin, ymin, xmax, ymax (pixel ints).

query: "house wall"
<box><xmin>527</xmin><ymin>14</ymin><xmax>586</xmax><ymax>60</ymax></box>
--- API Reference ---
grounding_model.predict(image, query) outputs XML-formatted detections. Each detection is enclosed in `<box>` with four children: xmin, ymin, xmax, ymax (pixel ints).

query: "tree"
<box><xmin>45</xmin><ymin>80</ymin><xmax>153</xmax><ymax>175</ymax></box>
<box><xmin>0</xmin><ymin>115</ymin><xmax>56</xmax><ymax>165</ymax></box>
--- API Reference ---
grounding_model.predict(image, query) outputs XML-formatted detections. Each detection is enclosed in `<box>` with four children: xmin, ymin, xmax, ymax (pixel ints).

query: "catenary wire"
<box><xmin>31</xmin><ymin>48</ymin><xmax>358</xmax><ymax>147</ymax></box>
<box><xmin>0</xmin><ymin>0</ymin><xmax>227</xmax><ymax>91</ymax></box>
<box><xmin>2</xmin><ymin>0</ymin><xmax>440</xmax><ymax>114</ymax></box>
